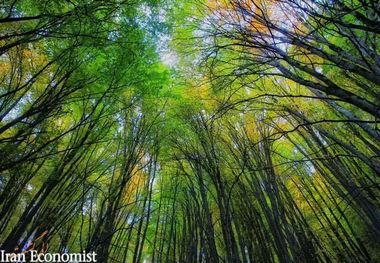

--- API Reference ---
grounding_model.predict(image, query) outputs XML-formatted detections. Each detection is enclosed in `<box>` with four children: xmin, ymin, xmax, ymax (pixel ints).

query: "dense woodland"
<box><xmin>0</xmin><ymin>0</ymin><xmax>379</xmax><ymax>262</ymax></box>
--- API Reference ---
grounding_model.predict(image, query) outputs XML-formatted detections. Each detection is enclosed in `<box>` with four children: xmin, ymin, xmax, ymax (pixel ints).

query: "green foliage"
<box><xmin>0</xmin><ymin>0</ymin><xmax>379</xmax><ymax>262</ymax></box>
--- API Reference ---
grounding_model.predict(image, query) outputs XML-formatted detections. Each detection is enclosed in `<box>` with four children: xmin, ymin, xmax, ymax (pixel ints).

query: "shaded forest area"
<box><xmin>0</xmin><ymin>0</ymin><xmax>379</xmax><ymax>262</ymax></box>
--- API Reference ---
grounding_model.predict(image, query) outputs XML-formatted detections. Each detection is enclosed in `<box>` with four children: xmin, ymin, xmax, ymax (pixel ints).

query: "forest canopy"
<box><xmin>0</xmin><ymin>0</ymin><xmax>379</xmax><ymax>262</ymax></box>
